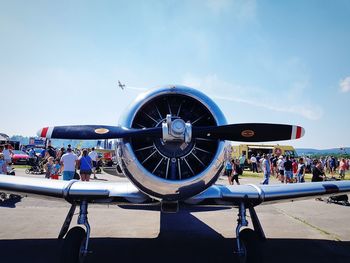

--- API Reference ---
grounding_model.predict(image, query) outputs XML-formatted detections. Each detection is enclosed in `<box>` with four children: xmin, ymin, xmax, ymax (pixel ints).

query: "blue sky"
<box><xmin>1</xmin><ymin>0</ymin><xmax>349</xmax><ymax>149</ymax></box>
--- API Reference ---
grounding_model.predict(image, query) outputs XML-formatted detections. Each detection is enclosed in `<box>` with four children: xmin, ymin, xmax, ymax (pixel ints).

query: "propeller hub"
<box><xmin>162</xmin><ymin>114</ymin><xmax>192</xmax><ymax>143</ymax></box>
<box><xmin>172</xmin><ymin>119</ymin><xmax>185</xmax><ymax>135</ymax></box>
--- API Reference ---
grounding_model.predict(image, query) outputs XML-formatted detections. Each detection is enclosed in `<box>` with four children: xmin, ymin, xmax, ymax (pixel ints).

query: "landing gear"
<box><xmin>61</xmin><ymin>227</ymin><xmax>87</xmax><ymax>263</ymax></box>
<box><xmin>60</xmin><ymin>200</ymin><xmax>91</xmax><ymax>263</ymax></box>
<box><xmin>235</xmin><ymin>203</ymin><xmax>265</xmax><ymax>263</ymax></box>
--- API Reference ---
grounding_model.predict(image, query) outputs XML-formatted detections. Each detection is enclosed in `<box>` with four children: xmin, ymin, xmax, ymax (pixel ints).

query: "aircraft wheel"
<box><xmin>238</xmin><ymin>228</ymin><xmax>262</xmax><ymax>263</ymax></box>
<box><xmin>60</xmin><ymin>226</ymin><xmax>87</xmax><ymax>263</ymax></box>
<box><xmin>25</xmin><ymin>169</ymin><xmax>30</xmax><ymax>174</ymax></box>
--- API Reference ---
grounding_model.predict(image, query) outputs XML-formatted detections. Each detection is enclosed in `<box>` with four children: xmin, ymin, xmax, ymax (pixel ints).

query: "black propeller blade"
<box><xmin>38</xmin><ymin>123</ymin><xmax>304</xmax><ymax>142</ymax></box>
<box><xmin>192</xmin><ymin>123</ymin><xmax>304</xmax><ymax>142</ymax></box>
<box><xmin>37</xmin><ymin>125</ymin><xmax>161</xmax><ymax>140</ymax></box>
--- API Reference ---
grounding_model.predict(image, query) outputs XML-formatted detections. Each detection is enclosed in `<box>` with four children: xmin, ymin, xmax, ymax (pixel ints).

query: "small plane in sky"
<box><xmin>1</xmin><ymin>85</ymin><xmax>349</xmax><ymax>263</ymax></box>
<box><xmin>118</xmin><ymin>80</ymin><xmax>125</xmax><ymax>90</ymax></box>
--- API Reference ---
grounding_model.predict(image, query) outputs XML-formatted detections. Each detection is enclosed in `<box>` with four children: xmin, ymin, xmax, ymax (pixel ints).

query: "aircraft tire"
<box><xmin>239</xmin><ymin>228</ymin><xmax>262</xmax><ymax>263</ymax></box>
<box><xmin>60</xmin><ymin>226</ymin><xmax>87</xmax><ymax>263</ymax></box>
<box><xmin>25</xmin><ymin>169</ymin><xmax>30</xmax><ymax>174</ymax></box>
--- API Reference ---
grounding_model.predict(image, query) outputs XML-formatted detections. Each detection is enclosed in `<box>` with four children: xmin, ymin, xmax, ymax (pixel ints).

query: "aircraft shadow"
<box><xmin>0</xmin><ymin>208</ymin><xmax>349</xmax><ymax>263</ymax></box>
<box><xmin>0</xmin><ymin>193</ymin><xmax>22</xmax><ymax>208</ymax></box>
<box><xmin>0</xmin><ymin>237</ymin><xmax>349</xmax><ymax>263</ymax></box>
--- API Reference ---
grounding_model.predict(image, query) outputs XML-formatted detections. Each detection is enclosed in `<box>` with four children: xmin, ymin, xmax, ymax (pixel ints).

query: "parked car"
<box><xmin>11</xmin><ymin>150</ymin><xmax>30</xmax><ymax>165</ymax></box>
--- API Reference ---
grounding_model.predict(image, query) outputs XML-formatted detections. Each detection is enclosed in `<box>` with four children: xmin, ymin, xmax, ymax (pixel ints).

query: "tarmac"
<box><xmin>0</xmin><ymin>168</ymin><xmax>350</xmax><ymax>263</ymax></box>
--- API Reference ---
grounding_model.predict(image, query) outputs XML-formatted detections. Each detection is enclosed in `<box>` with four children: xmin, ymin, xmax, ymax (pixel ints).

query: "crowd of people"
<box><xmin>38</xmin><ymin>144</ymin><xmax>100</xmax><ymax>181</ymax></box>
<box><xmin>224</xmin><ymin>153</ymin><xmax>350</xmax><ymax>185</ymax></box>
<box><xmin>0</xmin><ymin>142</ymin><xmax>101</xmax><ymax>181</ymax></box>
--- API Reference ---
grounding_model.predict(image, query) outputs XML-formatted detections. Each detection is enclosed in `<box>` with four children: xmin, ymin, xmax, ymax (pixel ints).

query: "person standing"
<box><xmin>60</xmin><ymin>147</ymin><xmax>78</xmax><ymax>181</ymax></box>
<box><xmin>284</xmin><ymin>156</ymin><xmax>293</xmax><ymax>183</ymax></box>
<box><xmin>277</xmin><ymin>156</ymin><xmax>285</xmax><ymax>183</ymax></box>
<box><xmin>44</xmin><ymin>156</ymin><xmax>54</xmax><ymax>179</ymax></box>
<box><xmin>51</xmin><ymin>159</ymin><xmax>61</xmax><ymax>180</ymax></box>
<box><xmin>339</xmin><ymin>158</ymin><xmax>347</xmax><ymax>180</ymax></box>
<box><xmin>297</xmin><ymin>158</ymin><xmax>306</xmax><ymax>183</ymax></box>
<box><xmin>261</xmin><ymin>154</ymin><xmax>271</xmax><ymax>185</ymax></box>
<box><xmin>56</xmin><ymin>147</ymin><xmax>66</xmax><ymax>159</ymax></box>
<box><xmin>231</xmin><ymin>159</ymin><xmax>241</xmax><ymax>185</ymax></box>
<box><xmin>239</xmin><ymin>154</ymin><xmax>246</xmax><ymax>171</ymax></box>
<box><xmin>78</xmin><ymin>149</ymin><xmax>93</xmax><ymax>182</ymax></box>
<box><xmin>3</xmin><ymin>144</ymin><xmax>13</xmax><ymax>165</ymax></box>
<box><xmin>292</xmin><ymin>158</ymin><xmax>298</xmax><ymax>183</ymax></box>
<box><xmin>250</xmin><ymin>154</ymin><xmax>258</xmax><ymax>173</ymax></box>
<box><xmin>0</xmin><ymin>153</ymin><xmax>7</xmax><ymax>174</ymax></box>
<box><xmin>256</xmin><ymin>154</ymin><xmax>261</xmax><ymax>172</ymax></box>
<box><xmin>312</xmin><ymin>161</ymin><xmax>325</xmax><ymax>182</ymax></box>
<box><xmin>88</xmin><ymin>147</ymin><xmax>99</xmax><ymax>179</ymax></box>
<box><xmin>225</xmin><ymin>159</ymin><xmax>233</xmax><ymax>185</ymax></box>
<box><xmin>329</xmin><ymin>156</ymin><xmax>336</xmax><ymax>175</ymax></box>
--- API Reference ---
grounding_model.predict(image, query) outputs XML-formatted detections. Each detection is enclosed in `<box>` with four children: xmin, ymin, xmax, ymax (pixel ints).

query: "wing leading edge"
<box><xmin>0</xmin><ymin>175</ymin><xmax>149</xmax><ymax>204</ymax></box>
<box><xmin>187</xmin><ymin>181</ymin><xmax>350</xmax><ymax>206</ymax></box>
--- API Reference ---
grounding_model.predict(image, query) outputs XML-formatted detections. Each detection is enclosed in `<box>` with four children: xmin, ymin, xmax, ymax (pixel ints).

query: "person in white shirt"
<box><xmin>88</xmin><ymin>147</ymin><xmax>99</xmax><ymax>179</ymax></box>
<box><xmin>60</xmin><ymin>147</ymin><xmax>78</xmax><ymax>180</ymax></box>
<box><xmin>277</xmin><ymin>156</ymin><xmax>285</xmax><ymax>183</ymax></box>
<box><xmin>250</xmin><ymin>154</ymin><xmax>258</xmax><ymax>173</ymax></box>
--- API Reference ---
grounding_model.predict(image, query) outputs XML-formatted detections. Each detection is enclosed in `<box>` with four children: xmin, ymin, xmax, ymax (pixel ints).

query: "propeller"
<box><xmin>37</xmin><ymin>125</ymin><xmax>161</xmax><ymax>140</ymax></box>
<box><xmin>38</xmin><ymin>123</ymin><xmax>304</xmax><ymax>142</ymax></box>
<box><xmin>192</xmin><ymin>123</ymin><xmax>305</xmax><ymax>142</ymax></box>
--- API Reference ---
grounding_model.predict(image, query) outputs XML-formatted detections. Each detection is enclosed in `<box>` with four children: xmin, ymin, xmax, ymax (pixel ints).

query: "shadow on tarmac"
<box><xmin>0</xmin><ymin>194</ymin><xmax>22</xmax><ymax>208</ymax></box>
<box><xmin>1</xmin><ymin>207</ymin><xmax>350</xmax><ymax>262</ymax></box>
<box><xmin>0</xmin><ymin>237</ymin><xmax>349</xmax><ymax>263</ymax></box>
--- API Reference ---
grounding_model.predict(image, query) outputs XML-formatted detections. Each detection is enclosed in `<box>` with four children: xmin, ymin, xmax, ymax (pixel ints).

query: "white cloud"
<box><xmin>212</xmin><ymin>94</ymin><xmax>323</xmax><ymax>120</ymax></box>
<box><xmin>182</xmin><ymin>73</ymin><xmax>323</xmax><ymax>121</ymax></box>
<box><xmin>206</xmin><ymin>0</ymin><xmax>231</xmax><ymax>14</ymax></box>
<box><xmin>340</xmin><ymin>76</ymin><xmax>350</xmax><ymax>93</ymax></box>
<box><xmin>205</xmin><ymin>0</ymin><xmax>257</xmax><ymax>21</ymax></box>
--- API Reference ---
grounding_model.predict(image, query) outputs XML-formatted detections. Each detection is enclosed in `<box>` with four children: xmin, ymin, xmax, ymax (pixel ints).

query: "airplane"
<box><xmin>1</xmin><ymin>85</ymin><xmax>350</xmax><ymax>263</ymax></box>
<box><xmin>118</xmin><ymin>80</ymin><xmax>125</xmax><ymax>90</ymax></box>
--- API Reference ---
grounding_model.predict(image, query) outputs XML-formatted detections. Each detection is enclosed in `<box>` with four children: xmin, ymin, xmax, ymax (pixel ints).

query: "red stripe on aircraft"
<box><xmin>296</xmin><ymin>126</ymin><xmax>302</xmax><ymax>139</ymax></box>
<box><xmin>41</xmin><ymin>127</ymin><xmax>49</xmax><ymax>138</ymax></box>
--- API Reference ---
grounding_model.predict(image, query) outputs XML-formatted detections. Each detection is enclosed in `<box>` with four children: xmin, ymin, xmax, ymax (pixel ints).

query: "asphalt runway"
<box><xmin>1</xmin><ymin>168</ymin><xmax>350</xmax><ymax>263</ymax></box>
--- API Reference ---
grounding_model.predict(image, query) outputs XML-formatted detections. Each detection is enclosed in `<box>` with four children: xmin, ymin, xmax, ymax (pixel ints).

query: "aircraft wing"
<box><xmin>0</xmin><ymin>175</ymin><xmax>149</xmax><ymax>204</ymax></box>
<box><xmin>1</xmin><ymin>175</ymin><xmax>350</xmax><ymax>207</ymax></box>
<box><xmin>187</xmin><ymin>181</ymin><xmax>350</xmax><ymax>206</ymax></box>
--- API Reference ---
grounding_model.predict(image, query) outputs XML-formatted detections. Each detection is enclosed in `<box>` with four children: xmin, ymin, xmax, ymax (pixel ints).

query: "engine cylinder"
<box><xmin>118</xmin><ymin>85</ymin><xmax>227</xmax><ymax>201</ymax></box>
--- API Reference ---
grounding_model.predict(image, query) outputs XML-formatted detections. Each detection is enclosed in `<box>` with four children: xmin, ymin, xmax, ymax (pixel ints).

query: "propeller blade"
<box><xmin>192</xmin><ymin>123</ymin><xmax>305</xmax><ymax>142</ymax></box>
<box><xmin>37</xmin><ymin>125</ymin><xmax>162</xmax><ymax>140</ymax></box>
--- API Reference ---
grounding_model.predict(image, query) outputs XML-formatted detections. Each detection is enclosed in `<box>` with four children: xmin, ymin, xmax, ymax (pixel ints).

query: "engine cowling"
<box><xmin>117</xmin><ymin>85</ymin><xmax>227</xmax><ymax>201</ymax></box>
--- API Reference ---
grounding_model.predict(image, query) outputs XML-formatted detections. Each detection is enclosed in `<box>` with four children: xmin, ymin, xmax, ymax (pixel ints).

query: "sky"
<box><xmin>1</xmin><ymin>0</ymin><xmax>349</xmax><ymax>149</ymax></box>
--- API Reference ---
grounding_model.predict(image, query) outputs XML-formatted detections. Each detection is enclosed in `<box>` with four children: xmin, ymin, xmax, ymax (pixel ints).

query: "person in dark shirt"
<box><xmin>47</xmin><ymin>146</ymin><xmax>56</xmax><ymax>158</ymax></box>
<box><xmin>312</xmin><ymin>161</ymin><xmax>325</xmax><ymax>182</ymax></box>
<box><xmin>284</xmin><ymin>156</ymin><xmax>293</xmax><ymax>183</ymax></box>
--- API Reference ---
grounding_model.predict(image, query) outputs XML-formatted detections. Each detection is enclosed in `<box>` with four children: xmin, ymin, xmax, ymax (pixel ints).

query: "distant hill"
<box><xmin>296</xmin><ymin>147</ymin><xmax>350</xmax><ymax>155</ymax></box>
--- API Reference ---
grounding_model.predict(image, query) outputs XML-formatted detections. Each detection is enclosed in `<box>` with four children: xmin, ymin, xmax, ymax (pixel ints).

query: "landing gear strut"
<box><xmin>235</xmin><ymin>202</ymin><xmax>265</xmax><ymax>263</ymax></box>
<box><xmin>60</xmin><ymin>200</ymin><xmax>91</xmax><ymax>263</ymax></box>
